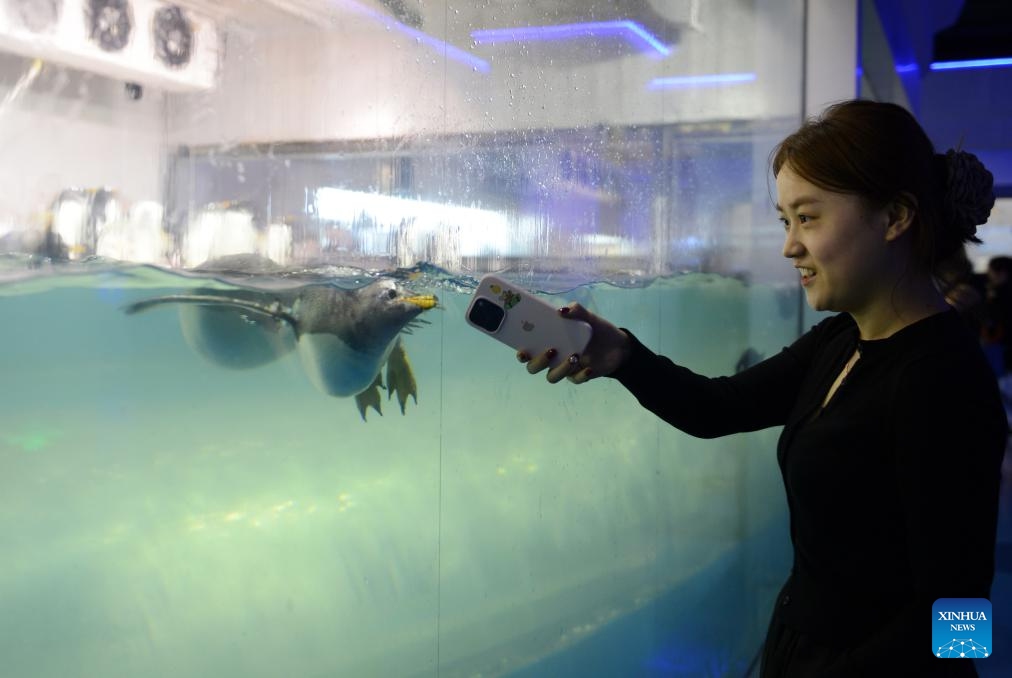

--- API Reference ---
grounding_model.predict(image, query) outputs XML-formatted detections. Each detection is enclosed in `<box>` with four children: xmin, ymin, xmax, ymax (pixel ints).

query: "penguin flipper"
<box><xmin>385</xmin><ymin>339</ymin><xmax>418</xmax><ymax>415</ymax></box>
<box><xmin>354</xmin><ymin>374</ymin><xmax>384</xmax><ymax>422</ymax></box>
<box><xmin>124</xmin><ymin>294</ymin><xmax>298</xmax><ymax>328</ymax></box>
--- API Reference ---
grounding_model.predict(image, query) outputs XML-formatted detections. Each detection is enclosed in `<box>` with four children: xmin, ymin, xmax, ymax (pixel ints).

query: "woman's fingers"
<box><xmin>523</xmin><ymin>348</ymin><xmax>556</xmax><ymax>374</ymax></box>
<box><xmin>558</xmin><ymin>302</ymin><xmax>592</xmax><ymax>322</ymax></box>
<box><xmin>519</xmin><ymin>303</ymin><xmax>602</xmax><ymax>383</ymax></box>
<box><xmin>546</xmin><ymin>353</ymin><xmax>580</xmax><ymax>383</ymax></box>
<box><xmin>547</xmin><ymin>352</ymin><xmax>596</xmax><ymax>384</ymax></box>
<box><xmin>522</xmin><ymin>348</ymin><xmax>588</xmax><ymax>382</ymax></box>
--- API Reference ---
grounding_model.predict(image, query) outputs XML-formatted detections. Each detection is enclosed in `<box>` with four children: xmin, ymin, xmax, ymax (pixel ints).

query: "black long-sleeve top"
<box><xmin>611</xmin><ymin>309</ymin><xmax>1007</xmax><ymax>674</ymax></box>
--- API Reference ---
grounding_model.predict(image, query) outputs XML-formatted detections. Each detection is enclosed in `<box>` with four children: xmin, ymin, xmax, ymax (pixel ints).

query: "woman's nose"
<box><xmin>782</xmin><ymin>227</ymin><xmax>802</xmax><ymax>259</ymax></box>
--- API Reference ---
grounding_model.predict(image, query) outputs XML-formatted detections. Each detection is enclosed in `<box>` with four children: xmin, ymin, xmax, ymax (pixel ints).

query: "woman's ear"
<box><xmin>884</xmin><ymin>193</ymin><xmax>918</xmax><ymax>242</ymax></box>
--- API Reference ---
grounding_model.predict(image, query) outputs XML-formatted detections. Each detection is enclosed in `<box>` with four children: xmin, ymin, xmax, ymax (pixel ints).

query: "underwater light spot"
<box><xmin>272</xmin><ymin>500</ymin><xmax>295</xmax><ymax>514</ymax></box>
<box><xmin>496</xmin><ymin>466</ymin><xmax>507</xmax><ymax>476</ymax></box>
<box><xmin>3</xmin><ymin>429</ymin><xmax>61</xmax><ymax>452</ymax></box>
<box><xmin>186</xmin><ymin>518</ymin><xmax>207</xmax><ymax>532</ymax></box>
<box><xmin>336</xmin><ymin>493</ymin><xmax>355</xmax><ymax>512</ymax></box>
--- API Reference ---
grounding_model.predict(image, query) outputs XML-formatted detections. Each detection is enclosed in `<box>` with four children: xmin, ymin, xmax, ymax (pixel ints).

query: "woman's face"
<box><xmin>776</xmin><ymin>164</ymin><xmax>893</xmax><ymax>313</ymax></box>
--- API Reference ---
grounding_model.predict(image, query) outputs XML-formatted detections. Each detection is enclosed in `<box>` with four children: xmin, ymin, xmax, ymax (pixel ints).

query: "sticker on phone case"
<box><xmin>489</xmin><ymin>283</ymin><xmax>521</xmax><ymax>309</ymax></box>
<box><xmin>501</xmin><ymin>290</ymin><xmax>521</xmax><ymax>309</ymax></box>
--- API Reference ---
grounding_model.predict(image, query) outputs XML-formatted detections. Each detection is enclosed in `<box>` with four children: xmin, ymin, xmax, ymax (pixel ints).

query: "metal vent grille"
<box><xmin>86</xmin><ymin>0</ymin><xmax>133</xmax><ymax>52</ymax></box>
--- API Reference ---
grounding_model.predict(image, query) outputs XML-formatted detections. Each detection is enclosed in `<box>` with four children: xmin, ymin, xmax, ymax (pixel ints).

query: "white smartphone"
<box><xmin>465</xmin><ymin>274</ymin><xmax>592</xmax><ymax>368</ymax></box>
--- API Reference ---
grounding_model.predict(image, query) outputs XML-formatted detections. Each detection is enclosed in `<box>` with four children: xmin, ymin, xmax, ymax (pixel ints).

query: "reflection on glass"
<box><xmin>183</xmin><ymin>204</ymin><xmax>258</xmax><ymax>268</ymax></box>
<box><xmin>648</xmin><ymin>72</ymin><xmax>757</xmax><ymax>89</ymax></box>
<box><xmin>471</xmin><ymin>20</ymin><xmax>672</xmax><ymax>58</ymax></box>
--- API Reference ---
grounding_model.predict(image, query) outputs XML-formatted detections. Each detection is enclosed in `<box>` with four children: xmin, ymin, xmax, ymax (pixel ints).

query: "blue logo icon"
<box><xmin>933</xmin><ymin>598</ymin><xmax>991</xmax><ymax>659</ymax></box>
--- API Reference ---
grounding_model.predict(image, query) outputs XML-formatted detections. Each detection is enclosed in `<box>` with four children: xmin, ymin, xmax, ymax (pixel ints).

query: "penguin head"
<box><xmin>355</xmin><ymin>279</ymin><xmax>437</xmax><ymax>341</ymax></box>
<box><xmin>293</xmin><ymin>279</ymin><xmax>436</xmax><ymax>349</ymax></box>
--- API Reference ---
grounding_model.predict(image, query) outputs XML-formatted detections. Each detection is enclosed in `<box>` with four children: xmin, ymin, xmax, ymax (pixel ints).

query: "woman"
<box><xmin>521</xmin><ymin>100</ymin><xmax>1007</xmax><ymax>677</ymax></box>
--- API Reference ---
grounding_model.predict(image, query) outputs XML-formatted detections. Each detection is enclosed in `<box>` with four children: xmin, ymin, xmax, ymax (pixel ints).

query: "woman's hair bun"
<box><xmin>941</xmin><ymin>149</ymin><xmax>995</xmax><ymax>244</ymax></box>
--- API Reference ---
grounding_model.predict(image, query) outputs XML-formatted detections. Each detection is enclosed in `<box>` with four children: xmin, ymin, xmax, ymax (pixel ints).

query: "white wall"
<box><xmin>805</xmin><ymin>0</ymin><xmax>859</xmax><ymax>117</ymax></box>
<box><xmin>0</xmin><ymin>54</ymin><xmax>165</xmax><ymax>234</ymax></box>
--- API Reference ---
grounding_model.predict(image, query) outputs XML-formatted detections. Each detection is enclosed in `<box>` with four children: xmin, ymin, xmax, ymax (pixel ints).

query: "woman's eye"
<box><xmin>778</xmin><ymin>217</ymin><xmax>789</xmax><ymax>229</ymax></box>
<box><xmin>798</xmin><ymin>214</ymin><xmax>810</xmax><ymax>224</ymax></box>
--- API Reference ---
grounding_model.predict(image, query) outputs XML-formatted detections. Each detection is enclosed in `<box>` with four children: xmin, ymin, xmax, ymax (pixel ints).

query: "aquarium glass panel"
<box><xmin>0</xmin><ymin>1</ymin><xmax>807</xmax><ymax>676</ymax></box>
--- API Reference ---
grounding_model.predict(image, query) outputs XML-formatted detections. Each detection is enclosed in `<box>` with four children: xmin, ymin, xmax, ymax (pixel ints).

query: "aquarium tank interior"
<box><xmin>0</xmin><ymin>1</ymin><xmax>836</xmax><ymax>676</ymax></box>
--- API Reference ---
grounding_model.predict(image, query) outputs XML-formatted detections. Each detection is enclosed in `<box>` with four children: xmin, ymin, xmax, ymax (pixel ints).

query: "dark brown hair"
<box><xmin>771</xmin><ymin>99</ymin><xmax>992</xmax><ymax>274</ymax></box>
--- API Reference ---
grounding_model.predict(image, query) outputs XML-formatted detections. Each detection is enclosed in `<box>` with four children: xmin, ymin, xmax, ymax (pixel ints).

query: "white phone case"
<box><xmin>465</xmin><ymin>274</ymin><xmax>592</xmax><ymax>368</ymax></box>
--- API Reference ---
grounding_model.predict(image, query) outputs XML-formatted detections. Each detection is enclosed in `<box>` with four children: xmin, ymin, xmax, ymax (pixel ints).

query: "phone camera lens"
<box><xmin>468</xmin><ymin>297</ymin><xmax>505</xmax><ymax>332</ymax></box>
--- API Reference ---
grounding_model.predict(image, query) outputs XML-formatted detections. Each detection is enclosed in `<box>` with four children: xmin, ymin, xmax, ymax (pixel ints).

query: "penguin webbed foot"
<box><xmin>353</xmin><ymin>342</ymin><xmax>419</xmax><ymax>421</ymax></box>
<box><xmin>385</xmin><ymin>340</ymin><xmax>419</xmax><ymax>415</ymax></box>
<box><xmin>354</xmin><ymin>374</ymin><xmax>384</xmax><ymax>422</ymax></box>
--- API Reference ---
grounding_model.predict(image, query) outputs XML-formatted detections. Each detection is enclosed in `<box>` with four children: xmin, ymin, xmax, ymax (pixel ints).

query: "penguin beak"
<box><xmin>402</xmin><ymin>294</ymin><xmax>438</xmax><ymax>310</ymax></box>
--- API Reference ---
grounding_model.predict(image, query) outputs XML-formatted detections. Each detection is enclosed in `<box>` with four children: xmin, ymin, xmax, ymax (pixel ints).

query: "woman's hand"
<box><xmin>518</xmin><ymin>302</ymin><xmax>631</xmax><ymax>384</ymax></box>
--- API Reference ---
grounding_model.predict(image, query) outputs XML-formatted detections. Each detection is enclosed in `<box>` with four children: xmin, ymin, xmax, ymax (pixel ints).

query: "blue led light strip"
<box><xmin>472</xmin><ymin>20</ymin><xmax>671</xmax><ymax>57</ymax></box>
<box><xmin>929</xmin><ymin>57</ymin><xmax>1012</xmax><ymax>71</ymax></box>
<box><xmin>334</xmin><ymin>0</ymin><xmax>490</xmax><ymax>73</ymax></box>
<box><xmin>648</xmin><ymin>72</ymin><xmax>757</xmax><ymax>90</ymax></box>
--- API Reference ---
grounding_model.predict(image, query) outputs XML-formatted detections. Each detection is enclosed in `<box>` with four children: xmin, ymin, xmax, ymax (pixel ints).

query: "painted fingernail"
<box><xmin>584</xmin><ymin>368</ymin><xmax>593</xmax><ymax>377</ymax></box>
<box><xmin>568</xmin><ymin>354</ymin><xmax>579</xmax><ymax>366</ymax></box>
<box><xmin>558</xmin><ymin>307</ymin><xmax>570</xmax><ymax>315</ymax></box>
<box><xmin>546</xmin><ymin>348</ymin><xmax>557</xmax><ymax>359</ymax></box>
<box><xmin>517</xmin><ymin>351</ymin><xmax>529</xmax><ymax>362</ymax></box>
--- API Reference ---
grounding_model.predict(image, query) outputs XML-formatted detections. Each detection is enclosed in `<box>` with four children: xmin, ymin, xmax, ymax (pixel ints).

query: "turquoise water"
<box><xmin>0</xmin><ymin>260</ymin><xmax>795</xmax><ymax>677</ymax></box>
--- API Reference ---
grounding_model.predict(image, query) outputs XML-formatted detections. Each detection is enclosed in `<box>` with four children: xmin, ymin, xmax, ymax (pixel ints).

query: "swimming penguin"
<box><xmin>124</xmin><ymin>264</ymin><xmax>437</xmax><ymax>421</ymax></box>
